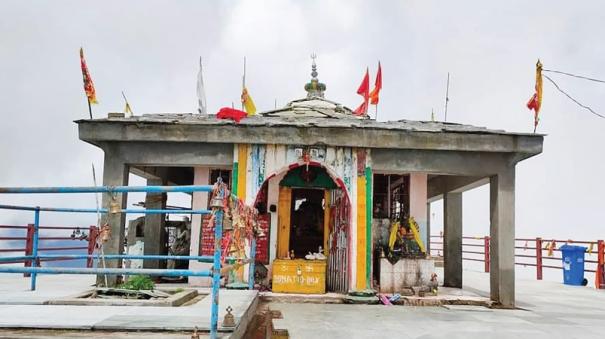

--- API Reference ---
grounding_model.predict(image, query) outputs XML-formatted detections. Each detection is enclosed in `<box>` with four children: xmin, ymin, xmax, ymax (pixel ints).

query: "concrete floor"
<box><xmin>271</xmin><ymin>269</ymin><xmax>605</xmax><ymax>339</ymax></box>
<box><xmin>0</xmin><ymin>274</ymin><xmax>257</xmax><ymax>337</ymax></box>
<box><xmin>1</xmin><ymin>269</ymin><xmax>605</xmax><ymax>338</ymax></box>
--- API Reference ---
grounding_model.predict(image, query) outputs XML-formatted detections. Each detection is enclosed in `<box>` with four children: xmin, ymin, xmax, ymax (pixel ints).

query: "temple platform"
<box><xmin>0</xmin><ymin>274</ymin><xmax>257</xmax><ymax>338</ymax></box>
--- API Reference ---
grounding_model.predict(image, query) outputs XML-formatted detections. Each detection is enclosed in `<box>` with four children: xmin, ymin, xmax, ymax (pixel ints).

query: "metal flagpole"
<box><xmin>375</xmin><ymin>103</ymin><xmax>379</xmax><ymax>121</ymax></box>
<box><xmin>87</xmin><ymin>98</ymin><xmax>93</xmax><ymax>119</ymax></box>
<box><xmin>242</xmin><ymin>57</ymin><xmax>246</xmax><ymax>111</ymax></box>
<box><xmin>444</xmin><ymin>72</ymin><xmax>450</xmax><ymax>122</ymax></box>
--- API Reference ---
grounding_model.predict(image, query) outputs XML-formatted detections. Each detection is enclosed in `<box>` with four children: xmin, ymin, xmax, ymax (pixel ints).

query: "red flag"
<box><xmin>354</xmin><ymin>68</ymin><xmax>370</xmax><ymax>115</ymax></box>
<box><xmin>369</xmin><ymin>62</ymin><xmax>382</xmax><ymax>105</ymax></box>
<box><xmin>216</xmin><ymin>107</ymin><xmax>247</xmax><ymax>123</ymax></box>
<box><xmin>354</xmin><ymin>101</ymin><xmax>368</xmax><ymax>116</ymax></box>
<box><xmin>80</xmin><ymin>47</ymin><xmax>98</xmax><ymax>104</ymax></box>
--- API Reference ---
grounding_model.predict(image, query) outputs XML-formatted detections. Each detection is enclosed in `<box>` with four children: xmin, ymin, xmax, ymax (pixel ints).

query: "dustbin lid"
<box><xmin>559</xmin><ymin>244</ymin><xmax>587</xmax><ymax>252</ymax></box>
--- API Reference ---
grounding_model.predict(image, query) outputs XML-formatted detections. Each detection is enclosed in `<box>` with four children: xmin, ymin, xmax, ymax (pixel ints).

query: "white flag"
<box><xmin>197</xmin><ymin>57</ymin><xmax>207</xmax><ymax>114</ymax></box>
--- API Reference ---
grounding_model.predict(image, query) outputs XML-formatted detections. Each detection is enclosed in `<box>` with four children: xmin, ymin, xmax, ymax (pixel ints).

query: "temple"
<box><xmin>76</xmin><ymin>59</ymin><xmax>543</xmax><ymax>307</ymax></box>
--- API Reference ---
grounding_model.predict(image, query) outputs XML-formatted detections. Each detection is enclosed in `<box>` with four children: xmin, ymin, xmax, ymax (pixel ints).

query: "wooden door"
<box><xmin>277</xmin><ymin>186</ymin><xmax>292</xmax><ymax>259</ymax></box>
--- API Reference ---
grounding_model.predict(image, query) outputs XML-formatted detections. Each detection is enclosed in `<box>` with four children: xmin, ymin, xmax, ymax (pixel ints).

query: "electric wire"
<box><xmin>543</xmin><ymin>74</ymin><xmax>605</xmax><ymax>119</ymax></box>
<box><xmin>543</xmin><ymin>69</ymin><xmax>605</xmax><ymax>84</ymax></box>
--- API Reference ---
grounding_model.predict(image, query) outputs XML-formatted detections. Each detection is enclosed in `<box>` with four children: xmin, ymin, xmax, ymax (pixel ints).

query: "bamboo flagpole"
<box><xmin>91</xmin><ymin>164</ymin><xmax>108</xmax><ymax>287</ymax></box>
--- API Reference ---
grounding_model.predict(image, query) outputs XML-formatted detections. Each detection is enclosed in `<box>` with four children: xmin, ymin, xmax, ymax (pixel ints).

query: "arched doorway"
<box><xmin>254</xmin><ymin>162</ymin><xmax>351</xmax><ymax>293</ymax></box>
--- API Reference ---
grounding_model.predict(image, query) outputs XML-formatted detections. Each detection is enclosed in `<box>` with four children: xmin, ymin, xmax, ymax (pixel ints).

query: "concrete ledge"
<box><xmin>46</xmin><ymin>288</ymin><xmax>199</xmax><ymax>307</ymax></box>
<box><xmin>260</xmin><ymin>291</ymin><xmax>345</xmax><ymax>304</ymax></box>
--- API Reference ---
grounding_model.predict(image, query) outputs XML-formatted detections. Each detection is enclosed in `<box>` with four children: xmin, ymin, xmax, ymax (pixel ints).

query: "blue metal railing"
<box><xmin>0</xmin><ymin>184</ymin><xmax>255</xmax><ymax>339</ymax></box>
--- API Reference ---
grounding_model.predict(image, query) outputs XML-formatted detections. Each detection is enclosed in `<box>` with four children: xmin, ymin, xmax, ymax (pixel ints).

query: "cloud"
<box><xmin>0</xmin><ymin>0</ymin><xmax>604</xmax><ymax>244</ymax></box>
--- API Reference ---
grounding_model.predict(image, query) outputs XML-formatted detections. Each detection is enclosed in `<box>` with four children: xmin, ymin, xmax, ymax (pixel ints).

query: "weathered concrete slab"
<box><xmin>46</xmin><ymin>288</ymin><xmax>199</xmax><ymax>307</ymax></box>
<box><xmin>270</xmin><ymin>269</ymin><xmax>605</xmax><ymax>339</ymax></box>
<box><xmin>0</xmin><ymin>274</ymin><xmax>257</xmax><ymax>337</ymax></box>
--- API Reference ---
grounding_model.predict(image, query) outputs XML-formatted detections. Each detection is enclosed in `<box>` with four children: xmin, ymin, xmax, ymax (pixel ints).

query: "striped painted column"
<box><xmin>355</xmin><ymin>149</ymin><xmax>373</xmax><ymax>290</ymax></box>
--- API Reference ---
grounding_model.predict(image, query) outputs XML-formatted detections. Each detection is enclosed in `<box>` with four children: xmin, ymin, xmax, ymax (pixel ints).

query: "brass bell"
<box><xmin>109</xmin><ymin>198</ymin><xmax>121</xmax><ymax>214</ymax></box>
<box><xmin>223</xmin><ymin>306</ymin><xmax>235</xmax><ymax>327</ymax></box>
<box><xmin>210</xmin><ymin>196</ymin><xmax>223</xmax><ymax>209</ymax></box>
<box><xmin>222</xmin><ymin>216</ymin><xmax>233</xmax><ymax>231</ymax></box>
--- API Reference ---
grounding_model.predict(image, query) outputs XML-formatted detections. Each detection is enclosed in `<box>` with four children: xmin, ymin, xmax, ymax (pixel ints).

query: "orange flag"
<box><xmin>80</xmin><ymin>48</ymin><xmax>98</xmax><ymax>104</ymax></box>
<box><xmin>369</xmin><ymin>62</ymin><xmax>382</xmax><ymax>105</ymax></box>
<box><xmin>354</xmin><ymin>68</ymin><xmax>370</xmax><ymax>115</ymax></box>
<box><xmin>526</xmin><ymin>60</ymin><xmax>542</xmax><ymax>132</ymax></box>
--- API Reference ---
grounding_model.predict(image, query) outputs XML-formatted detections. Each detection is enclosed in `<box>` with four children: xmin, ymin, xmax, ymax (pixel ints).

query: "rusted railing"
<box><xmin>430</xmin><ymin>234</ymin><xmax>605</xmax><ymax>289</ymax></box>
<box><xmin>0</xmin><ymin>224</ymin><xmax>98</xmax><ymax>269</ymax></box>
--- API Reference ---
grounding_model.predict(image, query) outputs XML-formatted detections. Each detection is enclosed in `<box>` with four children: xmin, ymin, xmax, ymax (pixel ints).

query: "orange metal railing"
<box><xmin>430</xmin><ymin>234</ymin><xmax>605</xmax><ymax>289</ymax></box>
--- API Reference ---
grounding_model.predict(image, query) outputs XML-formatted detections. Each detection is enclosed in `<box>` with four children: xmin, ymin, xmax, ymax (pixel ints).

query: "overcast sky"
<box><xmin>1</xmin><ymin>0</ymin><xmax>604</xmax><ymax>242</ymax></box>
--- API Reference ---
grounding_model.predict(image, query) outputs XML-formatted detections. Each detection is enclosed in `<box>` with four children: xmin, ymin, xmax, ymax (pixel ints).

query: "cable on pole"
<box><xmin>543</xmin><ymin>74</ymin><xmax>605</xmax><ymax>119</ymax></box>
<box><xmin>543</xmin><ymin>69</ymin><xmax>605</xmax><ymax>84</ymax></box>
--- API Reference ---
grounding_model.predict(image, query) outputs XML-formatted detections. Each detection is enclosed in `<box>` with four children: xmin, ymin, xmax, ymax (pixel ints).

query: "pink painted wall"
<box><xmin>409</xmin><ymin>173</ymin><xmax>428</xmax><ymax>249</ymax></box>
<box><xmin>189</xmin><ymin>166</ymin><xmax>210</xmax><ymax>286</ymax></box>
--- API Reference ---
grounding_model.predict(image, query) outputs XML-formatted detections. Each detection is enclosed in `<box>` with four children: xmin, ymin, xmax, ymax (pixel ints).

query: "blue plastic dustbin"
<box><xmin>559</xmin><ymin>244</ymin><xmax>587</xmax><ymax>286</ymax></box>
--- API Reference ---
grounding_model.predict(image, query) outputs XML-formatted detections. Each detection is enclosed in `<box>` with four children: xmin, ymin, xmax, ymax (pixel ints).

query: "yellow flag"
<box><xmin>408</xmin><ymin>217</ymin><xmax>426</xmax><ymax>254</ymax></box>
<box><xmin>388</xmin><ymin>222</ymin><xmax>399</xmax><ymax>251</ymax></box>
<box><xmin>241</xmin><ymin>87</ymin><xmax>256</xmax><ymax>116</ymax></box>
<box><xmin>124</xmin><ymin>102</ymin><xmax>132</xmax><ymax>115</ymax></box>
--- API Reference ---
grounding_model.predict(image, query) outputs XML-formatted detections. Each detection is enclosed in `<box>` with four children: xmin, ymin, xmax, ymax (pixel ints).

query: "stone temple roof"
<box><xmin>261</xmin><ymin>96</ymin><xmax>361</xmax><ymax>119</ymax></box>
<box><xmin>92</xmin><ymin>109</ymin><xmax>537</xmax><ymax>137</ymax></box>
<box><xmin>80</xmin><ymin>58</ymin><xmax>540</xmax><ymax>137</ymax></box>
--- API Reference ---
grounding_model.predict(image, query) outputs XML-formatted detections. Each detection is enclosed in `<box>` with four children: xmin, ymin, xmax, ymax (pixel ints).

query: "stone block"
<box><xmin>379</xmin><ymin>258</ymin><xmax>435</xmax><ymax>294</ymax></box>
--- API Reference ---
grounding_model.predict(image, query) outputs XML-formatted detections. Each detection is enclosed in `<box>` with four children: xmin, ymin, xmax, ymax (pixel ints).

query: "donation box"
<box><xmin>272</xmin><ymin>259</ymin><xmax>326</xmax><ymax>294</ymax></box>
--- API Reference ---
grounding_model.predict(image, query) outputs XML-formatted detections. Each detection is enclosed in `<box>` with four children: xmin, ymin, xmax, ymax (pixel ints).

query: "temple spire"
<box><xmin>304</xmin><ymin>53</ymin><xmax>326</xmax><ymax>98</ymax></box>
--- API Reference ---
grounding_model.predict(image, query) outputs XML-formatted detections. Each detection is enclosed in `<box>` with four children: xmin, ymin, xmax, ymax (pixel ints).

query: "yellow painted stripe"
<box><xmin>356</xmin><ymin>176</ymin><xmax>367</xmax><ymax>290</ymax></box>
<box><xmin>237</xmin><ymin>144</ymin><xmax>248</xmax><ymax>201</ymax></box>
<box><xmin>277</xmin><ymin>186</ymin><xmax>292</xmax><ymax>259</ymax></box>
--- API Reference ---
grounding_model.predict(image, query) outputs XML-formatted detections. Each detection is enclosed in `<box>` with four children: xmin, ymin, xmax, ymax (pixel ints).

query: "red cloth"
<box><xmin>357</xmin><ymin>68</ymin><xmax>370</xmax><ymax>97</ymax></box>
<box><xmin>354</xmin><ymin>69</ymin><xmax>370</xmax><ymax>115</ymax></box>
<box><xmin>526</xmin><ymin>93</ymin><xmax>539</xmax><ymax>111</ymax></box>
<box><xmin>354</xmin><ymin>101</ymin><xmax>368</xmax><ymax>115</ymax></box>
<box><xmin>216</xmin><ymin>107</ymin><xmax>247</xmax><ymax>123</ymax></box>
<box><xmin>369</xmin><ymin>62</ymin><xmax>382</xmax><ymax>105</ymax></box>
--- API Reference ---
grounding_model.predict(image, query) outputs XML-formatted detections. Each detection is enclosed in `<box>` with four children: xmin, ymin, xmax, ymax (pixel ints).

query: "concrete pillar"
<box><xmin>426</xmin><ymin>202</ymin><xmax>431</xmax><ymax>254</ymax></box>
<box><xmin>489</xmin><ymin>167</ymin><xmax>516</xmax><ymax>307</ymax></box>
<box><xmin>189</xmin><ymin>167</ymin><xmax>211</xmax><ymax>287</ymax></box>
<box><xmin>99</xmin><ymin>153</ymin><xmax>129</xmax><ymax>287</ymax></box>
<box><xmin>443</xmin><ymin>192</ymin><xmax>462</xmax><ymax>288</ymax></box>
<box><xmin>267</xmin><ymin>173</ymin><xmax>285</xmax><ymax>264</ymax></box>
<box><xmin>143</xmin><ymin>178</ymin><xmax>167</xmax><ymax>269</ymax></box>
<box><xmin>409</xmin><ymin>173</ymin><xmax>428</xmax><ymax>251</ymax></box>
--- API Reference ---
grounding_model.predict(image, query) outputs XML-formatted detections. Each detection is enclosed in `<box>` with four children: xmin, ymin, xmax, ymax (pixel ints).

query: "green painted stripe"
<box><xmin>365</xmin><ymin>166</ymin><xmax>372</xmax><ymax>288</ymax></box>
<box><xmin>232</xmin><ymin>162</ymin><xmax>239</xmax><ymax>195</ymax></box>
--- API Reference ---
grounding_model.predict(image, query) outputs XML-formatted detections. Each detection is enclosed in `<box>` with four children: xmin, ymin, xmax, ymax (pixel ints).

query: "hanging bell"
<box><xmin>210</xmin><ymin>196</ymin><xmax>223</xmax><ymax>209</ymax></box>
<box><xmin>228</xmin><ymin>242</ymin><xmax>238</xmax><ymax>254</ymax></box>
<box><xmin>109</xmin><ymin>199</ymin><xmax>121</xmax><ymax>214</ymax></box>
<box><xmin>222</xmin><ymin>216</ymin><xmax>233</xmax><ymax>231</ymax></box>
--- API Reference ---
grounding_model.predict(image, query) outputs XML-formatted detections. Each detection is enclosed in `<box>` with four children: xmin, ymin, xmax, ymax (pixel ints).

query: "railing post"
<box><xmin>536</xmin><ymin>237</ymin><xmax>543</xmax><ymax>280</ymax></box>
<box><xmin>87</xmin><ymin>226</ymin><xmax>98</xmax><ymax>268</ymax></box>
<box><xmin>248</xmin><ymin>238</ymin><xmax>256</xmax><ymax>290</ymax></box>
<box><xmin>24</xmin><ymin>224</ymin><xmax>34</xmax><ymax>277</ymax></box>
<box><xmin>597</xmin><ymin>240</ymin><xmax>605</xmax><ymax>289</ymax></box>
<box><xmin>30</xmin><ymin>207</ymin><xmax>40</xmax><ymax>291</ymax></box>
<box><xmin>210</xmin><ymin>194</ymin><xmax>224</xmax><ymax>339</ymax></box>
<box><xmin>484</xmin><ymin>236</ymin><xmax>490</xmax><ymax>273</ymax></box>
